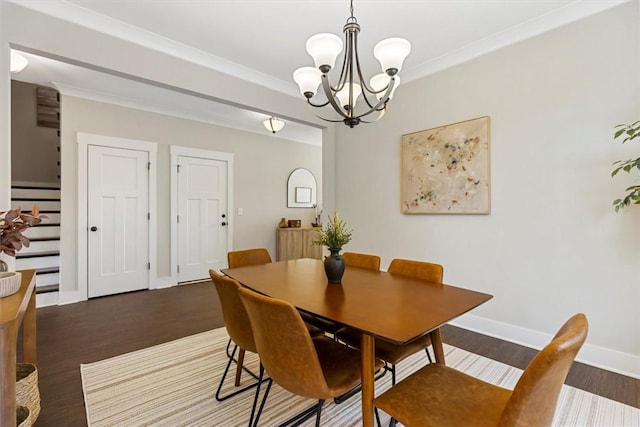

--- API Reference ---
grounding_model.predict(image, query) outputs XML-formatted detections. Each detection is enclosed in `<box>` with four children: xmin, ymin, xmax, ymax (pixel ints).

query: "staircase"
<box><xmin>11</xmin><ymin>183</ymin><xmax>61</xmax><ymax>306</ymax></box>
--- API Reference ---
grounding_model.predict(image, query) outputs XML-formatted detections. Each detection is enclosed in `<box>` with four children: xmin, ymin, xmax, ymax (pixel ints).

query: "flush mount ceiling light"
<box><xmin>10</xmin><ymin>50</ymin><xmax>29</xmax><ymax>73</ymax></box>
<box><xmin>293</xmin><ymin>0</ymin><xmax>410</xmax><ymax>128</ymax></box>
<box><xmin>263</xmin><ymin>117</ymin><xmax>285</xmax><ymax>133</ymax></box>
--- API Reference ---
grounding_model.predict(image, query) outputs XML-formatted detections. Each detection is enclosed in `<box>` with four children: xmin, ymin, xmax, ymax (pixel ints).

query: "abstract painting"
<box><xmin>401</xmin><ymin>116</ymin><xmax>490</xmax><ymax>214</ymax></box>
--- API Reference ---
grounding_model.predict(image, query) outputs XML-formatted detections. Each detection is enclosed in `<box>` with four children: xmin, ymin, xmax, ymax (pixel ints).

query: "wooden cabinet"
<box><xmin>276</xmin><ymin>227</ymin><xmax>323</xmax><ymax>261</ymax></box>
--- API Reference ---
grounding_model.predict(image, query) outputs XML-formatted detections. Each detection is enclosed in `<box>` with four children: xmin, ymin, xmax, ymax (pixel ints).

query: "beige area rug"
<box><xmin>81</xmin><ymin>327</ymin><xmax>639</xmax><ymax>427</ymax></box>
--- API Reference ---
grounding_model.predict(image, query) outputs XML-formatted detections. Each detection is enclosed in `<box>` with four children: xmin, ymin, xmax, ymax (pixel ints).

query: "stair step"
<box><xmin>24</xmin><ymin>226</ymin><xmax>60</xmax><ymax>239</ymax></box>
<box><xmin>16</xmin><ymin>250</ymin><xmax>59</xmax><ymax>259</ymax></box>
<box><xmin>11</xmin><ymin>188</ymin><xmax>61</xmax><ymax>199</ymax></box>
<box><xmin>29</xmin><ymin>237</ymin><xmax>60</xmax><ymax>242</ymax></box>
<box><xmin>36</xmin><ymin>284</ymin><xmax>59</xmax><ymax>294</ymax></box>
<box><xmin>36</xmin><ymin>270</ymin><xmax>59</xmax><ymax>286</ymax></box>
<box><xmin>11</xmin><ymin>200</ymin><xmax>60</xmax><ymax>211</ymax></box>
<box><xmin>15</xmin><ymin>254</ymin><xmax>60</xmax><ymax>271</ymax></box>
<box><xmin>19</xmin><ymin>240</ymin><xmax>60</xmax><ymax>254</ymax></box>
<box><xmin>36</xmin><ymin>266</ymin><xmax>60</xmax><ymax>274</ymax></box>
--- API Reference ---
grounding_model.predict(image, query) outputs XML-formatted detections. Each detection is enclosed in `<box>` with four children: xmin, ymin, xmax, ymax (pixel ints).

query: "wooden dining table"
<box><xmin>222</xmin><ymin>258</ymin><xmax>493</xmax><ymax>427</ymax></box>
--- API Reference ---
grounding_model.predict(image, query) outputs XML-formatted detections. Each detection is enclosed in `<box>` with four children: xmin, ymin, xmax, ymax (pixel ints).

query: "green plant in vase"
<box><xmin>611</xmin><ymin>121</ymin><xmax>640</xmax><ymax>212</ymax></box>
<box><xmin>314</xmin><ymin>211</ymin><xmax>352</xmax><ymax>283</ymax></box>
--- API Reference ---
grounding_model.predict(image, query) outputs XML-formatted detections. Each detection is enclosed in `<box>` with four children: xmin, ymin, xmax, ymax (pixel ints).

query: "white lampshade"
<box><xmin>373</xmin><ymin>37</ymin><xmax>411</xmax><ymax>73</ymax></box>
<box><xmin>370</xmin><ymin>73</ymin><xmax>400</xmax><ymax>100</ymax></box>
<box><xmin>263</xmin><ymin>117</ymin><xmax>285</xmax><ymax>134</ymax></box>
<box><xmin>10</xmin><ymin>51</ymin><xmax>28</xmax><ymax>73</ymax></box>
<box><xmin>293</xmin><ymin>67</ymin><xmax>322</xmax><ymax>97</ymax></box>
<box><xmin>335</xmin><ymin>83</ymin><xmax>362</xmax><ymax>110</ymax></box>
<box><xmin>306</xmin><ymin>33</ymin><xmax>343</xmax><ymax>71</ymax></box>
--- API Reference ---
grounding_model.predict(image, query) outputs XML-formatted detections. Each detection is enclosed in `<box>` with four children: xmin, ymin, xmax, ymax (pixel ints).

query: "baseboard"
<box><xmin>153</xmin><ymin>276</ymin><xmax>177</xmax><ymax>290</ymax></box>
<box><xmin>36</xmin><ymin>291</ymin><xmax>59</xmax><ymax>307</ymax></box>
<box><xmin>451</xmin><ymin>313</ymin><xmax>640</xmax><ymax>379</ymax></box>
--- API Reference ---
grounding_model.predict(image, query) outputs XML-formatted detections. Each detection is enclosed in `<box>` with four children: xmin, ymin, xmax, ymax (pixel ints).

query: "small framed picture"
<box><xmin>295</xmin><ymin>187</ymin><xmax>312</xmax><ymax>203</ymax></box>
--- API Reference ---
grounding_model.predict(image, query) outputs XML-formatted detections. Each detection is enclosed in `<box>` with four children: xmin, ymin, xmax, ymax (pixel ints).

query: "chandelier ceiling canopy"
<box><xmin>293</xmin><ymin>0</ymin><xmax>410</xmax><ymax>128</ymax></box>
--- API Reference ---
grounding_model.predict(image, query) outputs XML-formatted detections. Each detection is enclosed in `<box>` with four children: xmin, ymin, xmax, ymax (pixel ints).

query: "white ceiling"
<box><xmin>9</xmin><ymin>0</ymin><xmax>627</xmax><ymax>144</ymax></box>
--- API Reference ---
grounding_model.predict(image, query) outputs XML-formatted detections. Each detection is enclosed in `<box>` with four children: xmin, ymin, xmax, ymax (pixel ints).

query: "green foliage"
<box><xmin>314</xmin><ymin>210</ymin><xmax>352</xmax><ymax>250</ymax></box>
<box><xmin>611</xmin><ymin>121</ymin><xmax>640</xmax><ymax>212</ymax></box>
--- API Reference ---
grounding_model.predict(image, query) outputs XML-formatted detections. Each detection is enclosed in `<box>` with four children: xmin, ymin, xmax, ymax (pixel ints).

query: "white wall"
<box><xmin>60</xmin><ymin>95</ymin><xmax>321</xmax><ymax>292</ymax></box>
<box><xmin>11</xmin><ymin>81</ymin><xmax>59</xmax><ymax>182</ymax></box>
<box><xmin>335</xmin><ymin>2</ymin><xmax>640</xmax><ymax>376</ymax></box>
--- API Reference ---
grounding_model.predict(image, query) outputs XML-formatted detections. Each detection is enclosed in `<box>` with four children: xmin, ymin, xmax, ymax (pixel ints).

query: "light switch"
<box><xmin>237</xmin><ymin>208</ymin><xmax>243</xmax><ymax>216</ymax></box>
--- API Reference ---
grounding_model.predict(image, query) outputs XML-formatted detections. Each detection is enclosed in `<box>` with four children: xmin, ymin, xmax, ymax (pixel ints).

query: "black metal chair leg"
<box><xmin>252</xmin><ymin>377</ymin><xmax>273</xmax><ymax>427</ymax></box>
<box><xmin>216</xmin><ymin>344</ymin><xmax>263</xmax><ymax>402</ymax></box>
<box><xmin>247</xmin><ymin>364</ymin><xmax>265</xmax><ymax>427</ymax></box>
<box><xmin>375</xmin><ymin>408</ymin><xmax>382</xmax><ymax>427</ymax></box>
<box><xmin>389</xmin><ymin>417</ymin><xmax>397</xmax><ymax>427</ymax></box>
<box><xmin>425</xmin><ymin>347</ymin><xmax>433</xmax><ymax>363</ymax></box>
<box><xmin>314</xmin><ymin>399</ymin><xmax>324</xmax><ymax>427</ymax></box>
<box><xmin>391</xmin><ymin>365</ymin><xmax>396</xmax><ymax>386</ymax></box>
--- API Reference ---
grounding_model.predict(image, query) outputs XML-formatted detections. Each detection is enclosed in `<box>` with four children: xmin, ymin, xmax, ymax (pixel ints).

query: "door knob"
<box><xmin>221</xmin><ymin>222</ymin><xmax>227</xmax><ymax>226</ymax></box>
<box><xmin>90</xmin><ymin>226</ymin><xmax>98</xmax><ymax>232</ymax></box>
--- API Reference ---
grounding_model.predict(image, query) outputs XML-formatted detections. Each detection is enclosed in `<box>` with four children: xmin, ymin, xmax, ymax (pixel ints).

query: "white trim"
<box><xmin>451</xmin><ymin>313</ymin><xmax>640</xmax><ymax>379</ymax></box>
<box><xmin>72</xmin><ymin>132</ymin><xmax>158</xmax><ymax>303</ymax></box>
<box><xmin>170</xmin><ymin>145</ymin><xmax>234</xmax><ymax>283</ymax></box>
<box><xmin>11</xmin><ymin>180</ymin><xmax>60</xmax><ymax>188</ymax></box>
<box><xmin>36</xmin><ymin>291</ymin><xmax>59</xmax><ymax>308</ymax></box>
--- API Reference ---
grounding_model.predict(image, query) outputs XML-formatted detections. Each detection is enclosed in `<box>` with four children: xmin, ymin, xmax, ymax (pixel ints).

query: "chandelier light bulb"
<box><xmin>263</xmin><ymin>117</ymin><xmax>285</xmax><ymax>134</ymax></box>
<box><xmin>306</xmin><ymin>33</ymin><xmax>343</xmax><ymax>72</ymax></box>
<box><xmin>335</xmin><ymin>83</ymin><xmax>362</xmax><ymax>110</ymax></box>
<box><xmin>293</xmin><ymin>67</ymin><xmax>322</xmax><ymax>98</ymax></box>
<box><xmin>373</xmin><ymin>37</ymin><xmax>411</xmax><ymax>74</ymax></box>
<box><xmin>10</xmin><ymin>51</ymin><xmax>28</xmax><ymax>73</ymax></box>
<box><xmin>370</xmin><ymin>74</ymin><xmax>400</xmax><ymax>100</ymax></box>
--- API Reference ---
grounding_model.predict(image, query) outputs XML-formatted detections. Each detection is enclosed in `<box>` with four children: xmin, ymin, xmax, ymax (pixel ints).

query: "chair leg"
<box><xmin>425</xmin><ymin>347</ymin><xmax>433</xmax><ymax>363</ymax></box>
<box><xmin>375</xmin><ymin>408</ymin><xmax>382</xmax><ymax>427</ymax></box>
<box><xmin>248</xmin><ymin>364</ymin><xmax>265</xmax><ymax>427</ymax></box>
<box><xmin>391</xmin><ymin>364</ymin><xmax>396</xmax><ymax>386</ymax></box>
<box><xmin>216</xmin><ymin>344</ymin><xmax>263</xmax><ymax>402</ymax></box>
<box><xmin>235</xmin><ymin>348</ymin><xmax>246</xmax><ymax>386</ymax></box>
<box><xmin>225</xmin><ymin>338</ymin><xmax>233</xmax><ymax>358</ymax></box>
<box><xmin>389</xmin><ymin>418</ymin><xmax>397</xmax><ymax>427</ymax></box>
<box><xmin>314</xmin><ymin>399</ymin><xmax>324</xmax><ymax>427</ymax></box>
<box><xmin>252</xmin><ymin>377</ymin><xmax>273</xmax><ymax>427</ymax></box>
<box><xmin>276</xmin><ymin>399</ymin><xmax>325</xmax><ymax>427</ymax></box>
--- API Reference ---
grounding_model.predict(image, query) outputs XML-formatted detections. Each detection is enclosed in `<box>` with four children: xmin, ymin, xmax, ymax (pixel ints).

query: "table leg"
<box><xmin>361</xmin><ymin>333</ymin><xmax>375</xmax><ymax>427</ymax></box>
<box><xmin>1</xmin><ymin>325</ymin><xmax>18</xmax><ymax>427</ymax></box>
<box><xmin>22</xmin><ymin>288</ymin><xmax>37</xmax><ymax>364</ymax></box>
<box><xmin>430</xmin><ymin>328</ymin><xmax>445</xmax><ymax>364</ymax></box>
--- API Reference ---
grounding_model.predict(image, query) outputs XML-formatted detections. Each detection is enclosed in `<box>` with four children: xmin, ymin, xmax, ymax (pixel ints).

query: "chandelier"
<box><xmin>293</xmin><ymin>0</ymin><xmax>410</xmax><ymax>128</ymax></box>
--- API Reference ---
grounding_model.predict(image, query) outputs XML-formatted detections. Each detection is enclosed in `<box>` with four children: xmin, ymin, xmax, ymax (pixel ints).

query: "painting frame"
<box><xmin>401</xmin><ymin>116</ymin><xmax>491</xmax><ymax>215</ymax></box>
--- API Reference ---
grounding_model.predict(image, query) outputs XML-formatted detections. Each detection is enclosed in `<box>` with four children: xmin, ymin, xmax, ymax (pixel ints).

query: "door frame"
<box><xmin>170</xmin><ymin>146</ymin><xmax>234</xmax><ymax>282</ymax></box>
<box><xmin>77</xmin><ymin>132</ymin><xmax>158</xmax><ymax>300</ymax></box>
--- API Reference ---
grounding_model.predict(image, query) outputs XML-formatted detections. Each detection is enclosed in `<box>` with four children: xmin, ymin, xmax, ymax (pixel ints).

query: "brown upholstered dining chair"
<box><xmin>374</xmin><ymin>313</ymin><xmax>589</xmax><ymax>427</ymax></box>
<box><xmin>209</xmin><ymin>270</ymin><xmax>264</xmax><ymax>425</ymax></box>
<box><xmin>238</xmin><ymin>286</ymin><xmax>383</xmax><ymax>426</ymax></box>
<box><xmin>342</xmin><ymin>251</ymin><xmax>381</xmax><ymax>271</ymax></box>
<box><xmin>336</xmin><ymin>258</ymin><xmax>444</xmax><ymax>385</ymax></box>
<box><xmin>227</xmin><ymin>247</ymin><xmax>272</xmax><ymax>268</ymax></box>
<box><xmin>226</xmin><ymin>248</ymin><xmax>323</xmax><ymax>337</ymax></box>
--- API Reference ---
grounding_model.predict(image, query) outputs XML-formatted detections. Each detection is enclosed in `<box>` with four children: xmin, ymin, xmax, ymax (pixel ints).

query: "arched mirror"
<box><xmin>287</xmin><ymin>168</ymin><xmax>317</xmax><ymax>208</ymax></box>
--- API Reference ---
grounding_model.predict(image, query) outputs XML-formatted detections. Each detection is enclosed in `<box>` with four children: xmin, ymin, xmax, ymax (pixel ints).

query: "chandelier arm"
<box><xmin>306</xmin><ymin>98</ymin><xmax>332</xmax><ymax>109</ymax></box>
<box><xmin>320</xmin><ymin>76</ymin><xmax>350</xmax><ymax>119</ymax></box>
<box><xmin>360</xmin><ymin>78</ymin><xmax>395</xmax><ymax>111</ymax></box>
<box><xmin>305</xmin><ymin>103</ymin><xmax>348</xmax><ymax>123</ymax></box>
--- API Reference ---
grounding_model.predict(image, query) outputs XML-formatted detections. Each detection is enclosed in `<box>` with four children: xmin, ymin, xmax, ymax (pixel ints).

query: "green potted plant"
<box><xmin>314</xmin><ymin>211</ymin><xmax>352</xmax><ymax>283</ymax></box>
<box><xmin>611</xmin><ymin>121</ymin><xmax>640</xmax><ymax>212</ymax></box>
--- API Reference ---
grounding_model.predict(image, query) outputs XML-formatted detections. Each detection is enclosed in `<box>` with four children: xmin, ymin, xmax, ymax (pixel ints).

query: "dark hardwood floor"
<box><xmin>32</xmin><ymin>281</ymin><xmax>638</xmax><ymax>426</ymax></box>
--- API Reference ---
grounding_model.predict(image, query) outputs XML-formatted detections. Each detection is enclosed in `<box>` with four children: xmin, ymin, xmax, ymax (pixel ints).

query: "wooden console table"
<box><xmin>0</xmin><ymin>270</ymin><xmax>36</xmax><ymax>427</ymax></box>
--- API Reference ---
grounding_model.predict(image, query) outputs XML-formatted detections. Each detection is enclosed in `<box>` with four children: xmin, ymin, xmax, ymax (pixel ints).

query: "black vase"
<box><xmin>324</xmin><ymin>249</ymin><xmax>345</xmax><ymax>284</ymax></box>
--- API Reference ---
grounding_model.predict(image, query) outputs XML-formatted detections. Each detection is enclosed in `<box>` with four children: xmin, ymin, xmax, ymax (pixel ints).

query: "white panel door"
<box><xmin>177</xmin><ymin>156</ymin><xmax>228</xmax><ymax>282</ymax></box>
<box><xmin>88</xmin><ymin>145</ymin><xmax>149</xmax><ymax>297</ymax></box>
